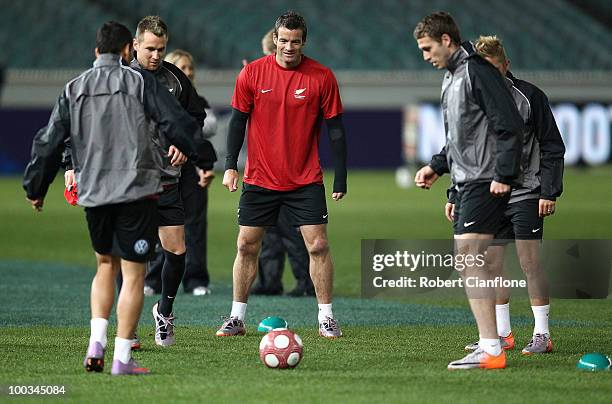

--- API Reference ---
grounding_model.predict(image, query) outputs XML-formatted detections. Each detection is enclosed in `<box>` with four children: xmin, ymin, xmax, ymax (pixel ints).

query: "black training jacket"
<box><xmin>130</xmin><ymin>58</ymin><xmax>210</xmax><ymax>184</ymax></box>
<box><xmin>506</xmin><ymin>71</ymin><xmax>565</xmax><ymax>202</ymax></box>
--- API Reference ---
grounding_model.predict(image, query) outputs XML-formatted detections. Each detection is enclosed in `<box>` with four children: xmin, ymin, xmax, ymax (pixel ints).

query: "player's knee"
<box><xmin>121</xmin><ymin>273</ymin><xmax>145</xmax><ymax>289</ymax></box>
<box><xmin>160</xmin><ymin>239</ymin><xmax>186</xmax><ymax>255</ymax></box>
<box><xmin>307</xmin><ymin>238</ymin><xmax>329</xmax><ymax>257</ymax></box>
<box><xmin>237</xmin><ymin>237</ymin><xmax>260</xmax><ymax>258</ymax></box>
<box><xmin>486</xmin><ymin>259</ymin><xmax>504</xmax><ymax>275</ymax></box>
<box><xmin>120</xmin><ymin>260</ymin><xmax>146</xmax><ymax>282</ymax></box>
<box><xmin>519</xmin><ymin>256</ymin><xmax>540</xmax><ymax>275</ymax></box>
<box><xmin>166</xmin><ymin>245</ymin><xmax>186</xmax><ymax>255</ymax></box>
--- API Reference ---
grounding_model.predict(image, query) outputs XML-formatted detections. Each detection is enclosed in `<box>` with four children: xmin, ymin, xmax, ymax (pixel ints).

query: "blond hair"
<box><xmin>261</xmin><ymin>29</ymin><xmax>276</xmax><ymax>56</ymax></box>
<box><xmin>474</xmin><ymin>35</ymin><xmax>508</xmax><ymax>64</ymax></box>
<box><xmin>165</xmin><ymin>49</ymin><xmax>194</xmax><ymax>66</ymax></box>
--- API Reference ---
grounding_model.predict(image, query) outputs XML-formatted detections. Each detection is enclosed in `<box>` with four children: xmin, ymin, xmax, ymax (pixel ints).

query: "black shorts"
<box><xmin>496</xmin><ymin>198</ymin><xmax>543</xmax><ymax>240</ymax></box>
<box><xmin>85</xmin><ymin>199</ymin><xmax>158</xmax><ymax>262</ymax></box>
<box><xmin>238</xmin><ymin>183</ymin><xmax>328</xmax><ymax>227</ymax></box>
<box><xmin>157</xmin><ymin>183</ymin><xmax>184</xmax><ymax>226</ymax></box>
<box><xmin>453</xmin><ymin>182</ymin><xmax>510</xmax><ymax>235</ymax></box>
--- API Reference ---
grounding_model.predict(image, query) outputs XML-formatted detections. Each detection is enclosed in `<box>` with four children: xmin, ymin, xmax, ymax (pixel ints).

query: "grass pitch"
<box><xmin>1</xmin><ymin>168</ymin><xmax>611</xmax><ymax>403</ymax></box>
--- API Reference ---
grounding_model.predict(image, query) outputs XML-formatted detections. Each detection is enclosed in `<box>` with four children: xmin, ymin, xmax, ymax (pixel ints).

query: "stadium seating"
<box><xmin>1</xmin><ymin>0</ymin><xmax>611</xmax><ymax>70</ymax></box>
<box><xmin>0</xmin><ymin>0</ymin><xmax>117</xmax><ymax>69</ymax></box>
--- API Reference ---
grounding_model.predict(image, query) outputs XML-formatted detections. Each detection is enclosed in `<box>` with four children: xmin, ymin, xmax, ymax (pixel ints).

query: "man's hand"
<box><xmin>490</xmin><ymin>181</ymin><xmax>510</xmax><ymax>197</ymax></box>
<box><xmin>168</xmin><ymin>145</ymin><xmax>188</xmax><ymax>167</ymax></box>
<box><xmin>444</xmin><ymin>202</ymin><xmax>455</xmax><ymax>222</ymax></box>
<box><xmin>332</xmin><ymin>192</ymin><xmax>345</xmax><ymax>201</ymax></box>
<box><xmin>539</xmin><ymin>198</ymin><xmax>556</xmax><ymax>217</ymax></box>
<box><xmin>64</xmin><ymin>169</ymin><xmax>76</xmax><ymax>189</ymax></box>
<box><xmin>222</xmin><ymin>169</ymin><xmax>239</xmax><ymax>192</ymax></box>
<box><xmin>27</xmin><ymin>197</ymin><xmax>44</xmax><ymax>212</ymax></box>
<box><xmin>414</xmin><ymin>165</ymin><xmax>439</xmax><ymax>189</ymax></box>
<box><xmin>196</xmin><ymin>168</ymin><xmax>215</xmax><ymax>188</ymax></box>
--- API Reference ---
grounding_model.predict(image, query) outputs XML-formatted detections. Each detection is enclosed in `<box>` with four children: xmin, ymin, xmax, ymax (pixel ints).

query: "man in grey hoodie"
<box><xmin>23</xmin><ymin>21</ymin><xmax>215</xmax><ymax>375</ymax></box>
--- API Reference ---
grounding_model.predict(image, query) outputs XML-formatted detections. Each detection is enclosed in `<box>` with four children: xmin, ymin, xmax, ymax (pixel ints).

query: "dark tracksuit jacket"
<box><xmin>506</xmin><ymin>71</ymin><xmax>565</xmax><ymax>204</ymax></box>
<box><xmin>130</xmin><ymin>58</ymin><xmax>209</xmax><ymax>185</ymax></box>
<box><xmin>132</xmin><ymin>60</ymin><xmax>216</xmax><ymax>291</ymax></box>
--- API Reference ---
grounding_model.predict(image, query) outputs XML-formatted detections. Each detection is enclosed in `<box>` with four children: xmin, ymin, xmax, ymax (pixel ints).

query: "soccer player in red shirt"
<box><xmin>217</xmin><ymin>11</ymin><xmax>348</xmax><ymax>338</ymax></box>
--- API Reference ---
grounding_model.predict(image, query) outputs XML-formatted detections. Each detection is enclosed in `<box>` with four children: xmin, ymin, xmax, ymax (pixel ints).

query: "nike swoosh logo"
<box><xmin>463</xmin><ymin>221</ymin><xmax>476</xmax><ymax>227</ymax></box>
<box><xmin>261</xmin><ymin>89</ymin><xmax>272</xmax><ymax>93</ymax></box>
<box><xmin>532</xmin><ymin>228</ymin><xmax>541</xmax><ymax>233</ymax></box>
<box><xmin>323</xmin><ymin>214</ymin><xmax>329</xmax><ymax>219</ymax></box>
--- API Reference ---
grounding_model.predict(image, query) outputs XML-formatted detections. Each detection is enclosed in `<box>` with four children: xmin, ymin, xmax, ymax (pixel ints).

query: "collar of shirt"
<box><xmin>446</xmin><ymin>42</ymin><xmax>472</xmax><ymax>73</ymax></box>
<box><xmin>94</xmin><ymin>53</ymin><xmax>123</xmax><ymax>67</ymax></box>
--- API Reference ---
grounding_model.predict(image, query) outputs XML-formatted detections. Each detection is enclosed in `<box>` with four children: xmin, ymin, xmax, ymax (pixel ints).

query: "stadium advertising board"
<box><xmin>409</xmin><ymin>103</ymin><xmax>612</xmax><ymax>166</ymax></box>
<box><xmin>1</xmin><ymin>102</ymin><xmax>611</xmax><ymax>174</ymax></box>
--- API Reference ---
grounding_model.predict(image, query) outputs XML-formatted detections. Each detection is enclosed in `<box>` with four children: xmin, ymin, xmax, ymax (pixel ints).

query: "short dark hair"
<box><xmin>96</xmin><ymin>21</ymin><xmax>132</xmax><ymax>54</ymax></box>
<box><xmin>274</xmin><ymin>11</ymin><xmax>307</xmax><ymax>42</ymax></box>
<box><xmin>413</xmin><ymin>12</ymin><xmax>461</xmax><ymax>45</ymax></box>
<box><xmin>136</xmin><ymin>15</ymin><xmax>168</xmax><ymax>41</ymax></box>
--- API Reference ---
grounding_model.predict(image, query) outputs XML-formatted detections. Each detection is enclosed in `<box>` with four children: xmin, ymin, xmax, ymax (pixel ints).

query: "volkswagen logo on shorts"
<box><xmin>134</xmin><ymin>239</ymin><xmax>149</xmax><ymax>255</ymax></box>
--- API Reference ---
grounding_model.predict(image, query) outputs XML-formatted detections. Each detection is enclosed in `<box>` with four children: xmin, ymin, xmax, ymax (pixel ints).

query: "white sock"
<box><xmin>113</xmin><ymin>337</ymin><xmax>132</xmax><ymax>365</ymax></box>
<box><xmin>495</xmin><ymin>303</ymin><xmax>512</xmax><ymax>337</ymax></box>
<box><xmin>479</xmin><ymin>338</ymin><xmax>502</xmax><ymax>356</ymax></box>
<box><xmin>230</xmin><ymin>301</ymin><xmax>247</xmax><ymax>321</ymax></box>
<box><xmin>531</xmin><ymin>304</ymin><xmax>550</xmax><ymax>335</ymax></box>
<box><xmin>89</xmin><ymin>318</ymin><xmax>108</xmax><ymax>348</ymax></box>
<box><xmin>318</xmin><ymin>303</ymin><xmax>333</xmax><ymax>323</ymax></box>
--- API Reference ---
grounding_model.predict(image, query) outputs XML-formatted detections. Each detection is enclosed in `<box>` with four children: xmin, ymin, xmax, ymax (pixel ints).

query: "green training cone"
<box><xmin>577</xmin><ymin>353</ymin><xmax>611</xmax><ymax>371</ymax></box>
<box><xmin>258</xmin><ymin>316</ymin><xmax>288</xmax><ymax>332</ymax></box>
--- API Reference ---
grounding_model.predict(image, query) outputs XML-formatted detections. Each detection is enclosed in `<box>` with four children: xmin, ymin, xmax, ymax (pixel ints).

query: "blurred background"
<box><xmin>1</xmin><ymin>0</ymin><xmax>611</xmax><ymax>175</ymax></box>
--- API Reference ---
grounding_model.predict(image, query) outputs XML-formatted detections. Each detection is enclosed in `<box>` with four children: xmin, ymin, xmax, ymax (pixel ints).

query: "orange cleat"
<box><xmin>448</xmin><ymin>349</ymin><xmax>506</xmax><ymax>370</ymax></box>
<box><xmin>465</xmin><ymin>332</ymin><xmax>515</xmax><ymax>351</ymax></box>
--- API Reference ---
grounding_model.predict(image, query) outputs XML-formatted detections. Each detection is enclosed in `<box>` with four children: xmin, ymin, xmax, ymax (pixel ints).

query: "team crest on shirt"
<box><xmin>294</xmin><ymin>88</ymin><xmax>306</xmax><ymax>99</ymax></box>
<box><xmin>134</xmin><ymin>239</ymin><xmax>149</xmax><ymax>255</ymax></box>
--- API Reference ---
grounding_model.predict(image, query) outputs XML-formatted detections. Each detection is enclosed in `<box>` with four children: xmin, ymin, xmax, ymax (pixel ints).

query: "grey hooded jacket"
<box><xmin>23</xmin><ymin>54</ymin><xmax>216</xmax><ymax>207</ymax></box>
<box><xmin>429</xmin><ymin>43</ymin><xmax>524</xmax><ymax>186</ymax></box>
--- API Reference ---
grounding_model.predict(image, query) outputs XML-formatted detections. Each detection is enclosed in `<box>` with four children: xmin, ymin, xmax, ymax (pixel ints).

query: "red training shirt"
<box><xmin>232</xmin><ymin>55</ymin><xmax>343</xmax><ymax>191</ymax></box>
